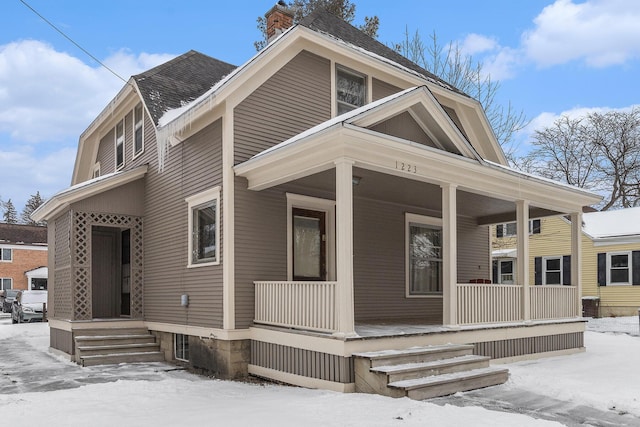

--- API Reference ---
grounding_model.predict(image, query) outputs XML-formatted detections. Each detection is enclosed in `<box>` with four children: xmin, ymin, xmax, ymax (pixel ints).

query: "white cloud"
<box><xmin>460</xmin><ymin>34</ymin><xmax>498</xmax><ymax>56</ymax></box>
<box><xmin>523</xmin><ymin>0</ymin><xmax>640</xmax><ymax>67</ymax></box>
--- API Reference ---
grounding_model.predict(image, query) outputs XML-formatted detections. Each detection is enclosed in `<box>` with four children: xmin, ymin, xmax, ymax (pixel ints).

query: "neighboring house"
<box><xmin>33</xmin><ymin>5</ymin><xmax>600</xmax><ymax>394</ymax></box>
<box><xmin>0</xmin><ymin>223</ymin><xmax>47</xmax><ymax>291</ymax></box>
<box><xmin>493</xmin><ymin>207</ymin><xmax>640</xmax><ymax>318</ymax></box>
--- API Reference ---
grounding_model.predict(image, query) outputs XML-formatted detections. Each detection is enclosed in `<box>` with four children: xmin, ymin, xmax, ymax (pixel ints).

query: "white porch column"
<box><xmin>571</xmin><ymin>211</ymin><xmax>583</xmax><ymax>316</ymax></box>
<box><xmin>516</xmin><ymin>200</ymin><xmax>530</xmax><ymax>321</ymax></box>
<box><xmin>442</xmin><ymin>183</ymin><xmax>458</xmax><ymax>326</ymax></box>
<box><xmin>335</xmin><ymin>159</ymin><xmax>355</xmax><ymax>336</ymax></box>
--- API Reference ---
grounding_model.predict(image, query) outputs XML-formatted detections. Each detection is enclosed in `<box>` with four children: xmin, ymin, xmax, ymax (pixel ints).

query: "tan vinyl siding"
<box><xmin>372</xmin><ymin>78</ymin><xmax>401</xmax><ymax>101</ymax></box>
<box><xmin>70</xmin><ymin>179</ymin><xmax>145</xmax><ymax>216</ymax></box>
<box><xmin>370</xmin><ymin>111</ymin><xmax>435</xmax><ymax>147</ymax></box>
<box><xmin>233</xmin><ymin>50</ymin><xmax>331</xmax><ymax>164</ymax></box>
<box><xmin>144</xmin><ymin>119</ymin><xmax>224</xmax><ymax>328</ymax></box>
<box><xmin>96</xmin><ymin>128</ymin><xmax>115</xmax><ymax>175</ymax></box>
<box><xmin>234</xmin><ymin>178</ymin><xmax>288</xmax><ymax>328</ymax></box>
<box><xmin>353</xmin><ymin>198</ymin><xmax>489</xmax><ymax>322</ymax></box>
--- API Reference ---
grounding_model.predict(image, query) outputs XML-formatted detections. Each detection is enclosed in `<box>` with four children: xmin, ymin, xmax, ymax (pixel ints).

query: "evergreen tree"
<box><xmin>3</xmin><ymin>199</ymin><xmax>18</xmax><ymax>224</ymax></box>
<box><xmin>21</xmin><ymin>191</ymin><xmax>46</xmax><ymax>225</ymax></box>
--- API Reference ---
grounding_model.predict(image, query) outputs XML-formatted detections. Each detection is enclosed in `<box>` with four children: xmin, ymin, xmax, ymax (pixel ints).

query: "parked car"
<box><xmin>2</xmin><ymin>289</ymin><xmax>20</xmax><ymax>313</ymax></box>
<box><xmin>11</xmin><ymin>290</ymin><xmax>48</xmax><ymax>323</ymax></box>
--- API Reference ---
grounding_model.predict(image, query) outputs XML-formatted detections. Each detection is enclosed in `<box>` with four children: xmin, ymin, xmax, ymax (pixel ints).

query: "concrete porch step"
<box><xmin>371</xmin><ymin>354</ymin><xmax>491</xmax><ymax>383</ymax></box>
<box><xmin>76</xmin><ymin>342</ymin><xmax>161</xmax><ymax>357</ymax></box>
<box><xmin>388</xmin><ymin>366</ymin><xmax>510</xmax><ymax>400</ymax></box>
<box><xmin>80</xmin><ymin>351</ymin><xmax>165</xmax><ymax>367</ymax></box>
<box><xmin>75</xmin><ymin>334</ymin><xmax>156</xmax><ymax>347</ymax></box>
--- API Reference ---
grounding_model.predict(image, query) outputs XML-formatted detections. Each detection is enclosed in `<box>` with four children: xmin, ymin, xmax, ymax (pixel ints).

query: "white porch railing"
<box><xmin>530</xmin><ymin>285</ymin><xmax>578</xmax><ymax>320</ymax></box>
<box><xmin>457</xmin><ymin>283</ymin><xmax>522</xmax><ymax>325</ymax></box>
<box><xmin>254</xmin><ymin>281</ymin><xmax>338</xmax><ymax>333</ymax></box>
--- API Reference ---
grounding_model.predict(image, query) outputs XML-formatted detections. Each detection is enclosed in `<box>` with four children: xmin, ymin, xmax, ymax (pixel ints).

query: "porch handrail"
<box><xmin>457</xmin><ymin>283</ymin><xmax>522</xmax><ymax>325</ymax></box>
<box><xmin>254</xmin><ymin>281</ymin><xmax>338</xmax><ymax>333</ymax></box>
<box><xmin>530</xmin><ymin>285</ymin><xmax>579</xmax><ymax>320</ymax></box>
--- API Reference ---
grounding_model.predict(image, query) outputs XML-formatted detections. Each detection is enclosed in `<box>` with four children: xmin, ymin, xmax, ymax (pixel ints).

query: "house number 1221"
<box><xmin>396</xmin><ymin>161</ymin><xmax>417</xmax><ymax>173</ymax></box>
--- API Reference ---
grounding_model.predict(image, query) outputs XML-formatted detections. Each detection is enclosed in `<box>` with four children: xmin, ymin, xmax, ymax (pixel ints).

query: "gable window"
<box><xmin>336</xmin><ymin>66</ymin><xmax>366</xmax><ymax>115</ymax></box>
<box><xmin>496</xmin><ymin>219</ymin><xmax>541</xmax><ymax>238</ymax></box>
<box><xmin>543</xmin><ymin>256</ymin><xmax>562</xmax><ymax>285</ymax></box>
<box><xmin>0</xmin><ymin>248</ymin><xmax>12</xmax><ymax>262</ymax></box>
<box><xmin>174</xmin><ymin>334</ymin><xmax>189</xmax><ymax>362</ymax></box>
<box><xmin>406</xmin><ymin>213</ymin><xmax>443</xmax><ymax>297</ymax></box>
<box><xmin>133</xmin><ymin>103</ymin><xmax>144</xmax><ymax>157</ymax></box>
<box><xmin>115</xmin><ymin>119</ymin><xmax>125</xmax><ymax>170</ymax></box>
<box><xmin>0</xmin><ymin>278</ymin><xmax>11</xmax><ymax>290</ymax></box>
<box><xmin>186</xmin><ymin>187</ymin><xmax>220</xmax><ymax>267</ymax></box>
<box><xmin>608</xmin><ymin>252</ymin><xmax>631</xmax><ymax>285</ymax></box>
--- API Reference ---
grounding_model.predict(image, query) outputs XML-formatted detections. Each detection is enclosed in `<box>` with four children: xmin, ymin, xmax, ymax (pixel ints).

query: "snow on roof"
<box><xmin>583</xmin><ymin>206</ymin><xmax>640</xmax><ymax>238</ymax></box>
<box><xmin>492</xmin><ymin>248</ymin><xmax>517</xmax><ymax>258</ymax></box>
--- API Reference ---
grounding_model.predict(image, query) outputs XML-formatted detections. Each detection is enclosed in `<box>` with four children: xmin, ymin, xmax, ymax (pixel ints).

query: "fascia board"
<box><xmin>32</xmin><ymin>165</ymin><xmax>148</xmax><ymax>222</ymax></box>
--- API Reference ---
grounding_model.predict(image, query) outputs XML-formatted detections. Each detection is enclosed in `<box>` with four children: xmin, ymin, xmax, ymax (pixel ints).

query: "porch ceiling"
<box><xmin>288</xmin><ymin>167</ymin><xmax>561</xmax><ymax>223</ymax></box>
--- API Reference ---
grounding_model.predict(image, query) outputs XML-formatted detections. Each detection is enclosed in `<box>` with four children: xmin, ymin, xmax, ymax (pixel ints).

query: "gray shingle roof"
<box><xmin>133</xmin><ymin>50</ymin><xmax>237</xmax><ymax>126</ymax></box>
<box><xmin>299</xmin><ymin>9</ymin><xmax>468</xmax><ymax>97</ymax></box>
<box><xmin>0</xmin><ymin>223</ymin><xmax>47</xmax><ymax>245</ymax></box>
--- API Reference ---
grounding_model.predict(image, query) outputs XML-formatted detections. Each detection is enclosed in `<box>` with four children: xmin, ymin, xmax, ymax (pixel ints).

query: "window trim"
<box><xmin>0</xmin><ymin>278</ymin><xmax>12</xmax><ymax>290</ymax></box>
<box><xmin>115</xmin><ymin>118</ymin><xmax>125</xmax><ymax>170</ymax></box>
<box><xmin>405</xmin><ymin>213</ymin><xmax>443</xmax><ymax>298</ymax></box>
<box><xmin>132</xmin><ymin>103</ymin><xmax>145</xmax><ymax>158</ymax></box>
<box><xmin>286</xmin><ymin>193</ymin><xmax>336</xmax><ymax>281</ymax></box>
<box><xmin>186</xmin><ymin>187</ymin><xmax>220</xmax><ymax>268</ymax></box>
<box><xmin>542</xmin><ymin>256</ymin><xmax>563</xmax><ymax>285</ymax></box>
<box><xmin>495</xmin><ymin>258</ymin><xmax>516</xmax><ymax>284</ymax></box>
<box><xmin>0</xmin><ymin>247</ymin><xmax>12</xmax><ymax>262</ymax></box>
<box><xmin>92</xmin><ymin>162</ymin><xmax>101</xmax><ymax>179</ymax></box>
<box><xmin>496</xmin><ymin>219</ymin><xmax>541</xmax><ymax>238</ymax></box>
<box><xmin>335</xmin><ymin>64</ymin><xmax>367</xmax><ymax>116</ymax></box>
<box><xmin>174</xmin><ymin>333</ymin><xmax>189</xmax><ymax>362</ymax></box>
<box><xmin>607</xmin><ymin>251</ymin><xmax>632</xmax><ymax>286</ymax></box>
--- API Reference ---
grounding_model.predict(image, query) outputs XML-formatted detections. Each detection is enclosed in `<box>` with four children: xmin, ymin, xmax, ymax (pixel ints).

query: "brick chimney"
<box><xmin>266</xmin><ymin>1</ymin><xmax>294</xmax><ymax>43</ymax></box>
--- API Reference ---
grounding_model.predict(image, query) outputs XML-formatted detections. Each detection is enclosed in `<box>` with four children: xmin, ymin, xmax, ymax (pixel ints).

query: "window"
<box><xmin>406</xmin><ymin>214</ymin><xmax>443</xmax><ymax>297</ymax></box>
<box><xmin>175</xmin><ymin>334</ymin><xmax>189</xmax><ymax>361</ymax></box>
<box><xmin>0</xmin><ymin>248</ymin><xmax>12</xmax><ymax>262</ymax></box>
<box><xmin>496</xmin><ymin>219</ymin><xmax>541</xmax><ymax>238</ymax></box>
<box><xmin>608</xmin><ymin>252</ymin><xmax>631</xmax><ymax>285</ymax></box>
<box><xmin>115</xmin><ymin>119</ymin><xmax>125</xmax><ymax>170</ymax></box>
<box><xmin>133</xmin><ymin>103</ymin><xmax>144</xmax><ymax>156</ymax></box>
<box><xmin>336</xmin><ymin>66</ymin><xmax>366</xmax><ymax>115</ymax></box>
<box><xmin>543</xmin><ymin>256</ymin><xmax>562</xmax><ymax>285</ymax></box>
<box><xmin>0</xmin><ymin>278</ymin><xmax>11</xmax><ymax>290</ymax></box>
<box><xmin>92</xmin><ymin>162</ymin><xmax>101</xmax><ymax>179</ymax></box>
<box><xmin>186</xmin><ymin>187</ymin><xmax>220</xmax><ymax>267</ymax></box>
<box><xmin>498</xmin><ymin>259</ymin><xmax>515</xmax><ymax>284</ymax></box>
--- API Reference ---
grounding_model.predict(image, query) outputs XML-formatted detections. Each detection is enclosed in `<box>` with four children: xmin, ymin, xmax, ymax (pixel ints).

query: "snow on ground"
<box><xmin>0</xmin><ymin>316</ymin><xmax>638</xmax><ymax>426</ymax></box>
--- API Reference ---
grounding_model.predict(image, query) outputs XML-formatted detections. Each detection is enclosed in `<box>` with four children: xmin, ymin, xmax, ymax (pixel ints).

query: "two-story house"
<box><xmin>33</xmin><ymin>5</ymin><xmax>600</xmax><ymax>398</ymax></box>
<box><xmin>0</xmin><ymin>223</ymin><xmax>47</xmax><ymax>292</ymax></box>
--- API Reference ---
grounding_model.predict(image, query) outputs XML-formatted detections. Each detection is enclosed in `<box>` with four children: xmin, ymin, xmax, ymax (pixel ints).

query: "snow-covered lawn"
<box><xmin>0</xmin><ymin>317</ymin><xmax>638</xmax><ymax>426</ymax></box>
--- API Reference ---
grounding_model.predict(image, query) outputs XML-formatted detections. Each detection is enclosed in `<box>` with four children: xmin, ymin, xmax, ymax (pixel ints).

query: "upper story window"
<box><xmin>92</xmin><ymin>162</ymin><xmax>101</xmax><ymax>179</ymax></box>
<box><xmin>0</xmin><ymin>248</ymin><xmax>12</xmax><ymax>262</ymax></box>
<box><xmin>496</xmin><ymin>219</ymin><xmax>541</xmax><ymax>238</ymax></box>
<box><xmin>133</xmin><ymin>103</ymin><xmax>144</xmax><ymax>157</ymax></box>
<box><xmin>115</xmin><ymin>119</ymin><xmax>125</xmax><ymax>170</ymax></box>
<box><xmin>336</xmin><ymin>66</ymin><xmax>366</xmax><ymax>115</ymax></box>
<box><xmin>186</xmin><ymin>187</ymin><xmax>220</xmax><ymax>267</ymax></box>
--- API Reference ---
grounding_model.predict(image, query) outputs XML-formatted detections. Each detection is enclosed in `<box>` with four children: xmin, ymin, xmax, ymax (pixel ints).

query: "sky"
<box><xmin>1</xmin><ymin>317</ymin><xmax>639</xmax><ymax>425</ymax></box>
<box><xmin>1</xmin><ymin>0</ymin><xmax>639</xmax><ymax>212</ymax></box>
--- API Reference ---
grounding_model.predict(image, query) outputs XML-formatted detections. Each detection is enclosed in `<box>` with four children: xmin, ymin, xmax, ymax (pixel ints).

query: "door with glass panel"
<box><xmin>292</xmin><ymin>208</ymin><xmax>326</xmax><ymax>281</ymax></box>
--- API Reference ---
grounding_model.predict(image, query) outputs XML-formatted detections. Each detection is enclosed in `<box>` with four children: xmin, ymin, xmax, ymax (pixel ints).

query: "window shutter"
<box><xmin>531</xmin><ymin>219</ymin><xmax>541</xmax><ymax>234</ymax></box>
<box><xmin>562</xmin><ymin>255</ymin><xmax>571</xmax><ymax>285</ymax></box>
<box><xmin>633</xmin><ymin>251</ymin><xmax>640</xmax><ymax>285</ymax></box>
<box><xmin>492</xmin><ymin>260</ymin><xmax>498</xmax><ymax>284</ymax></box>
<box><xmin>534</xmin><ymin>257</ymin><xmax>542</xmax><ymax>285</ymax></box>
<box><xmin>597</xmin><ymin>253</ymin><xmax>606</xmax><ymax>286</ymax></box>
<box><xmin>496</xmin><ymin>225</ymin><xmax>503</xmax><ymax>238</ymax></box>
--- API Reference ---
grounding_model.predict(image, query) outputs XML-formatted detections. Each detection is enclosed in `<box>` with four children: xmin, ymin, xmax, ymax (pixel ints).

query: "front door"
<box><xmin>92</xmin><ymin>226</ymin><xmax>119</xmax><ymax>318</ymax></box>
<box><xmin>292</xmin><ymin>208</ymin><xmax>326</xmax><ymax>281</ymax></box>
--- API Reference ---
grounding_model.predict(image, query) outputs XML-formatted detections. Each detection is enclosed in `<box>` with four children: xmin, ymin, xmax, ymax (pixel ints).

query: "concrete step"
<box><xmin>371</xmin><ymin>354</ymin><xmax>491</xmax><ymax>383</ymax></box>
<box><xmin>80</xmin><ymin>351</ymin><xmax>165</xmax><ymax>367</ymax></box>
<box><xmin>76</xmin><ymin>342</ymin><xmax>160</xmax><ymax>357</ymax></box>
<box><xmin>388</xmin><ymin>366</ymin><xmax>510</xmax><ymax>400</ymax></box>
<box><xmin>354</xmin><ymin>344</ymin><xmax>475</xmax><ymax>368</ymax></box>
<box><xmin>73</xmin><ymin>328</ymin><xmax>150</xmax><ymax>337</ymax></box>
